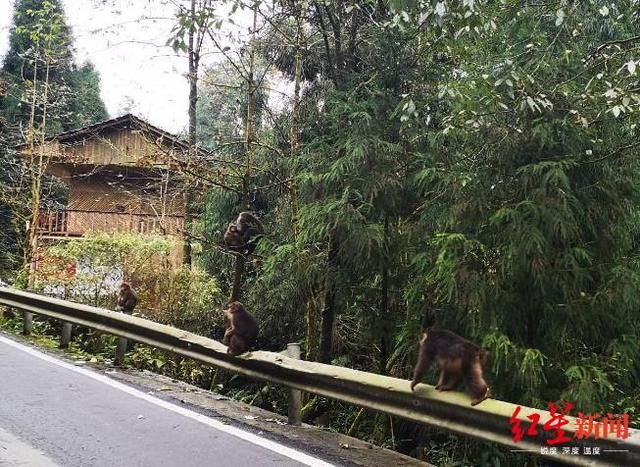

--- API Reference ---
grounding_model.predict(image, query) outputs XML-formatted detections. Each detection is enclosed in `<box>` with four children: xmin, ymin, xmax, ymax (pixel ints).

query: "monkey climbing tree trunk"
<box><xmin>318</xmin><ymin>234</ymin><xmax>339</xmax><ymax>363</ymax></box>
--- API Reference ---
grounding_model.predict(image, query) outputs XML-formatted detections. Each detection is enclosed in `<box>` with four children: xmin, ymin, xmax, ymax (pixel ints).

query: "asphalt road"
<box><xmin>0</xmin><ymin>335</ymin><xmax>334</xmax><ymax>467</ymax></box>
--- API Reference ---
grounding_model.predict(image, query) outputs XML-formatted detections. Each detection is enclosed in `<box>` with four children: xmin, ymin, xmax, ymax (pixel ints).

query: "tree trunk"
<box><xmin>26</xmin><ymin>56</ymin><xmax>52</xmax><ymax>287</ymax></box>
<box><xmin>244</xmin><ymin>3</ymin><xmax>257</xmax><ymax>192</ymax></box>
<box><xmin>378</xmin><ymin>218</ymin><xmax>391</xmax><ymax>374</ymax></box>
<box><xmin>319</xmin><ymin>234</ymin><xmax>338</xmax><ymax>363</ymax></box>
<box><xmin>379</xmin><ymin>261</ymin><xmax>390</xmax><ymax>373</ymax></box>
<box><xmin>182</xmin><ymin>0</ymin><xmax>199</xmax><ymax>268</ymax></box>
<box><xmin>289</xmin><ymin>12</ymin><xmax>303</xmax><ymax>230</ymax></box>
<box><xmin>304</xmin><ymin>290</ymin><xmax>320</xmax><ymax>361</ymax></box>
<box><xmin>230</xmin><ymin>255</ymin><xmax>245</xmax><ymax>302</ymax></box>
<box><xmin>229</xmin><ymin>4</ymin><xmax>258</xmax><ymax>302</ymax></box>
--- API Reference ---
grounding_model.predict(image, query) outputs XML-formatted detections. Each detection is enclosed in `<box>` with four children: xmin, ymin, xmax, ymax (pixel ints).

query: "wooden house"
<box><xmin>22</xmin><ymin>114</ymin><xmax>192</xmax><ymax>259</ymax></box>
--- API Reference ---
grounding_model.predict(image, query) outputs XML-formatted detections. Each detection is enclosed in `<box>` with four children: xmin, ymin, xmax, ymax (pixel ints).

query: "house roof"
<box><xmin>16</xmin><ymin>114</ymin><xmax>206</xmax><ymax>155</ymax></box>
<box><xmin>51</xmin><ymin>113</ymin><xmax>190</xmax><ymax>150</ymax></box>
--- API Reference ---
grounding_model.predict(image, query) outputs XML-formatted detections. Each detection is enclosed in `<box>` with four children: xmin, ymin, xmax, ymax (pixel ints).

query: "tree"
<box><xmin>167</xmin><ymin>0</ymin><xmax>215</xmax><ymax>267</ymax></box>
<box><xmin>171</xmin><ymin>0</ymin><xmax>280</xmax><ymax>303</ymax></box>
<box><xmin>394</xmin><ymin>0</ymin><xmax>640</xmax><ymax>415</ymax></box>
<box><xmin>65</xmin><ymin>62</ymin><xmax>108</xmax><ymax>127</ymax></box>
<box><xmin>0</xmin><ymin>0</ymin><xmax>108</xmax><ymax>282</ymax></box>
<box><xmin>1</xmin><ymin>0</ymin><xmax>108</xmax><ymax>133</ymax></box>
<box><xmin>256</xmin><ymin>0</ymin><xmax>414</xmax><ymax>366</ymax></box>
<box><xmin>197</xmin><ymin>62</ymin><xmax>267</xmax><ymax>150</ymax></box>
<box><xmin>2</xmin><ymin>0</ymin><xmax>73</xmax><ymax>77</ymax></box>
<box><xmin>242</xmin><ymin>0</ymin><xmax>640</xmax><ymax>457</ymax></box>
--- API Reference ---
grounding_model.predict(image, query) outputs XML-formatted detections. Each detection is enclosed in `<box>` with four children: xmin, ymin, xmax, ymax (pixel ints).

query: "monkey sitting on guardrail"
<box><xmin>222</xmin><ymin>301</ymin><xmax>258</xmax><ymax>356</ymax></box>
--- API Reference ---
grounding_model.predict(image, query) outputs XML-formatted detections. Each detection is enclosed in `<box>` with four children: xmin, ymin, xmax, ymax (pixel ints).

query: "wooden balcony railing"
<box><xmin>37</xmin><ymin>209</ymin><xmax>184</xmax><ymax>237</ymax></box>
<box><xmin>37</xmin><ymin>209</ymin><xmax>69</xmax><ymax>236</ymax></box>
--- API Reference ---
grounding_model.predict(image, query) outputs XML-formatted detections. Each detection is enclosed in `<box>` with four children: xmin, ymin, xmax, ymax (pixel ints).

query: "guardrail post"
<box><xmin>22</xmin><ymin>312</ymin><xmax>33</xmax><ymax>335</ymax></box>
<box><xmin>115</xmin><ymin>336</ymin><xmax>127</xmax><ymax>366</ymax></box>
<box><xmin>60</xmin><ymin>322</ymin><xmax>72</xmax><ymax>348</ymax></box>
<box><xmin>286</xmin><ymin>342</ymin><xmax>302</xmax><ymax>426</ymax></box>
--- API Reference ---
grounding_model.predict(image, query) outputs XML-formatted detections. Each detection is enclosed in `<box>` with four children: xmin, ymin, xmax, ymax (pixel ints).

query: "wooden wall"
<box><xmin>38</xmin><ymin>210</ymin><xmax>184</xmax><ymax>237</ymax></box>
<box><xmin>60</xmin><ymin>128</ymin><xmax>177</xmax><ymax>167</ymax></box>
<box><xmin>67</xmin><ymin>177</ymin><xmax>185</xmax><ymax>217</ymax></box>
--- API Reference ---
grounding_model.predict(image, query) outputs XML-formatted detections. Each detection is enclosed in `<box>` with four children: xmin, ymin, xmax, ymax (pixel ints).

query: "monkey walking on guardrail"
<box><xmin>222</xmin><ymin>301</ymin><xmax>258</xmax><ymax>356</ymax></box>
<box><xmin>410</xmin><ymin>316</ymin><xmax>490</xmax><ymax>406</ymax></box>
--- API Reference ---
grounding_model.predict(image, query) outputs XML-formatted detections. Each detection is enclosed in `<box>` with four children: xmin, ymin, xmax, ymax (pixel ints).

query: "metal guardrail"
<box><xmin>1</xmin><ymin>287</ymin><xmax>638</xmax><ymax>467</ymax></box>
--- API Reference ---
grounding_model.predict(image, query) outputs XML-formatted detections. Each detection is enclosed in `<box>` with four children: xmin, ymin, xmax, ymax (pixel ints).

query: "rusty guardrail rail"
<box><xmin>1</xmin><ymin>287</ymin><xmax>638</xmax><ymax>466</ymax></box>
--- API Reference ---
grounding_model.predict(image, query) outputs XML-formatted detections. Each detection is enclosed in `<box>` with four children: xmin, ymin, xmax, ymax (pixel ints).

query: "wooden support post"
<box><xmin>115</xmin><ymin>336</ymin><xmax>127</xmax><ymax>366</ymax></box>
<box><xmin>23</xmin><ymin>312</ymin><xmax>33</xmax><ymax>335</ymax></box>
<box><xmin>287</xmin><ymin>342</ymin><xmax>302</xmax><ymax>426</ymax></box>
<box><xmin>60</xmin><ymin>322</ymin><xmax>72</xmax><ymax>348</ymax></box>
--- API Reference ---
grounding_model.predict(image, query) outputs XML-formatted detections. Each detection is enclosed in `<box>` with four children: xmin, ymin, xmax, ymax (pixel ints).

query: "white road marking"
<box><xmin>0</xmin><ymin>426</ymin><xmax>60</xmax><ymax>467</ymax></box>
<box><xmin>0</xmin><ymin>334</ymin><xmax>334</xmax><ymax>467</ymax></box>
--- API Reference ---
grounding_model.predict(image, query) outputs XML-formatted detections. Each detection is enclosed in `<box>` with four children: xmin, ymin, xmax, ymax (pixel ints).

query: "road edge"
<box><xmin>0</xmin><ymin>329</ymin><xmax>430</xmax><ymax>467</ymax></box>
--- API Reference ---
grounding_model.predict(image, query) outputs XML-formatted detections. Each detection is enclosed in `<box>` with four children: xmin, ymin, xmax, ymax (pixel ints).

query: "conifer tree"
<box><xmin>1</xmin><ymin>0</ymin><xmax>107</xmax><ymax>133</ymax></box>
<box><xmin>0</xmin><ymin>0</ymin><xmax>107</xmax><ymax>279</ymax></box>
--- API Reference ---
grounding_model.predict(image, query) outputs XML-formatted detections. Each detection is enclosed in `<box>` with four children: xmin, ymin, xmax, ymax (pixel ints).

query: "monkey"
<box><xmin>223</xmin><ymin>223</ymin><xmax>243</xmax><ymax>249</ymax></box>
<box><xmin>223</xmin><ymin>211</ymin><xmax>265</xmax><ymax>255</ymax></box>
<box><xmin>222</xmin><ymin>301</ymin><xmax>259</xmax><ymax>356</ymax></box>
<box><xmin>116</xmin><ymin>282</ymin><xmax>138</xmax><ymax>314</ymax></box>
<box><xmin>410</xmin><ymin>327</ymin><xmax>490</xmax><ymax>406</ymax></box>
<box><xmin>235</xmin><ymin>212</ymin><xmax>264</xmax><ymax>236</ymax></box>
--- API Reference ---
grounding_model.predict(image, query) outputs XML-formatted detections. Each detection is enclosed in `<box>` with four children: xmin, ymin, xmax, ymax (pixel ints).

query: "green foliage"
<box><xmin>2</xmin><ymin>0</ymin><xmax>73</xmax><ymax>78</ymax></box>
<box><xmin>36</xmin><ymin>232</ymin><xmax>223</xmax><ymax>335</ymax></box>
<box><xmin>214</xmin><ymin>0</ymin><xmax>640</xmax><ymax>461</ymax></box>
<box><xmin>64</xmin><ymin>63</ymin><xmax>108</xmax><ymax>127</ymax></box>
<box><xmin>1</xmin><ymin>0</ymin><xmax>108</xmax><ymax>133</ymax></box>
<box><xmin>196</xmin><ymin>58</ymin><xmax>269</xmax><ymax>148</ymax></box>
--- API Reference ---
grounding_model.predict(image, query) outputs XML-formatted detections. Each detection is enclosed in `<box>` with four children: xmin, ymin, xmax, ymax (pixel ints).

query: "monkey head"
<box><xmin>119</xmin><ymin>282</ymin><xmax>131</xmax><ymax>292</ymax></box>
<box><xmin>236</xmin><ymin>212</ymin><xmax>264</xmax><ymax>234</ymax></box>
<box><xmin>224</xmin><ymin>301</ymin><xmax>244</xmax><ymax>316</ymax></box>
<box><xmin>235</xmin><ymin>212</ymin><xmax>252</xmax><ymax>233</ymax></box>
<box><xmin>223</xmin><ymin>223</ymin><xmax>242</xmax><ymax>247</ymax></box>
